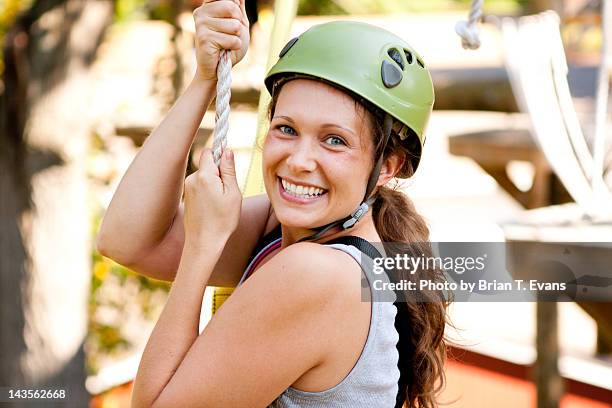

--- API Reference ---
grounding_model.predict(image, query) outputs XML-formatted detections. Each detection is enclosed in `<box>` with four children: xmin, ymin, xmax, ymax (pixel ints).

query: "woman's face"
<box><xmin>263</xmin><ymin>79</ymin><xmax>375</xmax><ymax>233</ymax></box>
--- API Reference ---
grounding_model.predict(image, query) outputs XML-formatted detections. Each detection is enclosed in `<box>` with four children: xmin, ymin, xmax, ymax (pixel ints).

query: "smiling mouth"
<box><xmin>279</xmin><ymin>177</ymin><xmax>328</xmax><ymax>200</ymax></box>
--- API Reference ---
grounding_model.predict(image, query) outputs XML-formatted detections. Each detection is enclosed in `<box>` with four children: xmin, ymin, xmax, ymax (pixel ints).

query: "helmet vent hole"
<box><xmin>387</xmin><ymin>48</ymin><xmax>405</xmax><ymax>70</ymax></box>
<box><xmin>416</xmin><ymin>58</ymin><xmax>425</xmax><ymax>68</ymax></box>
<box><xmin>279</xmin><ymin>37</ymin><xmax>299</xmax><ymax>58</ymax></box>
<box><xmin>404</xmin><ymin>50</ymin><xmax>413</xmax><ymax>65</ymax></box>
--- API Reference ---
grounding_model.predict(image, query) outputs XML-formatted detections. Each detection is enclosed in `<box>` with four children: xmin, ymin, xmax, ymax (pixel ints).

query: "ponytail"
<box><xmin>351</xmin><ymin>90</ymin><xmax>448</xmax><ymax>407</ymax></box>
<box><xmin>373</xmin><ymin>186</ymin><xmax>429</xmax><ymax>244</ymax></box>
<box><xmin>373</xmin><ymin>185</ymin><xmax>448</xmax><ymax>408</ymax></box>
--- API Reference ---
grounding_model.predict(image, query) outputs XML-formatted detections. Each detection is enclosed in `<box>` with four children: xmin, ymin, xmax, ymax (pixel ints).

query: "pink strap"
<box><xmin>242</xmin><ymin>238</ymin><xmax>282</xmax><ymax>282</ymax></box>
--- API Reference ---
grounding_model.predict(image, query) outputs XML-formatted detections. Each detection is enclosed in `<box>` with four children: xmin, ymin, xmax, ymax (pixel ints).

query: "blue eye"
<box><xmin>325</xmin><ymin>136</ymin><xmax>346</xmax><ymax>146</ymax></box>
<box><xmin>278</xmin><ymin>125</ymin><xmax>296</xmax><ymax>135</ymax></box>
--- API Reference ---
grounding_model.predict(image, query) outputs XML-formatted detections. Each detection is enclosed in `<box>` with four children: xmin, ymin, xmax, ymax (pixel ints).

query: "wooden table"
<box><xmin>449</xmin><ymin>128</ymin><xmax>572</xmax><ymax>208</ymax></box>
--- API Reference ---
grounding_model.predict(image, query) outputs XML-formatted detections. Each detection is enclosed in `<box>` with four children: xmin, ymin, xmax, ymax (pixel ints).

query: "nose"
<box><xmin>286</xmin><ymin>138</ymin><xmax>317</xmax><ymax>173</ymax></box>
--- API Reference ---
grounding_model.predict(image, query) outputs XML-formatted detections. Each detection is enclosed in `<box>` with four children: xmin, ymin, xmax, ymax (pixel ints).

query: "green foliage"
<box><xmin>297</xmin><ymin>0</ymin><xmax>528</xmax><ymax>15</ymax></box>
<box><xmin>87</xmin><ymin>210</ymin><xmax>171</xmax><ymax>375</ymax></box>
<box><xmin>298</xmin><ymin>0</ymin><xmax>346</xmax><ymax>16</ymax></box>
<box><xmin>0</xmin><ymin>0</ymin><xmax>34</xmax><ymax>76</ymax></box>
<box><xmin>148</xmin><ymin>1</ymin><xmax>176</xmax><ymax>22</ymax></box>
<box><xmin>114</xmin><ymin>0</ymin><xmax>183</xmax><ymax>23</ymax></box>
<box><xmin>115</xmin><ymin>0</ymin><xmax>149</xmax><ymax>22</ymax></box>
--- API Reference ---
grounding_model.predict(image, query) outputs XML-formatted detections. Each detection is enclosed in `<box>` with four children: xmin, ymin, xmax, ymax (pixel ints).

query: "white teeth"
<box><xmin>280</xmin><ymin>178</ymin><xmax>326</xmax><ymax>199</ymax></box>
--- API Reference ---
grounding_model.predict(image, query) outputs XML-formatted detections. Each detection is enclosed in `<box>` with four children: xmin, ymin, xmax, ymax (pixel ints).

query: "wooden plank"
<box><xmin>449</xmin><ymin>129</ymin><xmax>546</xmax><ymax>165</ymax></box>
<box><xmin>115</xmin><ymin>126</ymin><xmax>212</xmax><ymax>147</ymax></box>
<box><xmin>503</xmin><ymin>203</ymin><xmax>612</xmax><ymax>242</ymax></box>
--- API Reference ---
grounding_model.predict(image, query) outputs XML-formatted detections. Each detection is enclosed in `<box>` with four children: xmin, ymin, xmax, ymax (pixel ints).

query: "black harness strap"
<box><xmin>323</xmin><ymin>235</ymin><xmax>383</xmax><ymax>261</ymax></box>
<box><xmin>324</xmin><ymin>235</ymin><xmax>408</xmax><ymax>408</ymax></box>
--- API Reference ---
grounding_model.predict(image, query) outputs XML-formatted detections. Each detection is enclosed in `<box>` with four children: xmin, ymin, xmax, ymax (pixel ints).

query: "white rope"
<box><xmin>548</xmin><ymin>12</ymin><xmax>595</xmax><ymax>182</ymax></box>
<box><xmin>455</xmin><ymin>0</ymin><xmax>484</xmax><ymax>50</ymax></box>
<box><xmin>502</xmin><ymin>12</ymin><xmax>612</xmax><ymax>217</ymax></box>
<box><xmin>592</xmin><ymin>0</ymin><xmax>611</xmax><ymax>196</ymax></box>
<box><xmin>213</xmin><ymin>50</ymin><xmax>231</xmax><ymax>167</ymax></box>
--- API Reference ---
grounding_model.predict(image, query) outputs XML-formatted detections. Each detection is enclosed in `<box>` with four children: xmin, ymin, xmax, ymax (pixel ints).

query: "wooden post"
<box><xmin>535</xmin><ymin>301</ymin><xmax>563</xmax><ymax>408</ymax></box>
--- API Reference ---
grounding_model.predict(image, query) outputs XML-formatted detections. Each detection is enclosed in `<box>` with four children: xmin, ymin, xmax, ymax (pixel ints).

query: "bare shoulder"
<box><xmin>247</xmin><ymin>242</ymin><xmax>364</xmax><ymax>307</ymax></box>
<box><xmin>234</xmin><ymin>242</ymin><xmax>370</xmax><ymax>393</ymax></box>
<box><xmin>286</xmin><ymin>242</ymin><xmax>362</xmax><ymax>281</ymax></box>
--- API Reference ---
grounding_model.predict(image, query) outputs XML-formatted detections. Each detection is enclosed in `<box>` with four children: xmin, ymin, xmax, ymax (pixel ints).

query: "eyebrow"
<box><xmin>272</xmin><ymin>115</ymin><xmax>357</xmax><ymax>136</ymax></box>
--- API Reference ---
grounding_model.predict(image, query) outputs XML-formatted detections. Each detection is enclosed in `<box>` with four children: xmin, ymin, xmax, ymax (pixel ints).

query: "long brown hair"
<box><xmin>269</xmin><ymin>78</ymin><xmax>449</xmax><ymax>408</ymax></box>
<box><xmin>367</xmin><ymin>104</ymin><xmax>449</xmax><ymax>408</ymax></box>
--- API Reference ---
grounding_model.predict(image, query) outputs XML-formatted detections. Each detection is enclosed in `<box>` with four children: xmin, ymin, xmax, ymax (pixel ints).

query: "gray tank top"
<box><xmin>267</xmin><ymin>243</ymin><xmax>400</xmax><ymax>407</ymax></box>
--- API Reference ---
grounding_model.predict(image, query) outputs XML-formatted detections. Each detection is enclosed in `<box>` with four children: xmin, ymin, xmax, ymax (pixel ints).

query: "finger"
<box><xmin>219</xmin><ymin>149</ymin><xmax>240</xmax><ymax>192</ymax></box>
<box><xmin>198</xmin><ymin>148</ymin><xmax>220</xmax><ymax>178</ymax></box>
<box><xmin>204</xmin><ymin>29</ymin><xmax>242</xmax><ymax>51</ymax></box>
<box><xmin>201</xmin><ymin>0</ymin><xmax>242</xmax><ymax>20</ymax></box>
<box><xmin>202</xmin><ymin>15</ymin><xmax>242</xmax><ymax>36</ymax></box>
<box><xmin>238</xmin><ymin>0</ymin><xmax>248</xmax><ymax>25</ymax></box>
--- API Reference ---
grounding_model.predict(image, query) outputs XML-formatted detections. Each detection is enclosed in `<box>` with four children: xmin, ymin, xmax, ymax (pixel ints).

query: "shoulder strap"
<box><xmin>323</xmin><ymin>235</ymin><xmax>383</xmax><ymax>261</ymax></box>
<box><xmin>250</xmin><ymin>224</ymin><xmax>281</xmax><ymax>258</ymax></box>
<box><xmin>326</xmin><ymin>235</ymin><xmax>408</xmax><ymax>408</ymax></box>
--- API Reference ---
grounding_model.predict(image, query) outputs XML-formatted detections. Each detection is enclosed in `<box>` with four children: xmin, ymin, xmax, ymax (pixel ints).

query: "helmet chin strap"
<box><xmin>297</xmin><ymin>114</ymin><xmax>393</xmax><ymax>243</ymax></box>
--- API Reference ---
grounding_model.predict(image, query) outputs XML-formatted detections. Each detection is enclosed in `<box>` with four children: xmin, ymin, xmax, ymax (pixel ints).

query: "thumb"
<box><xmin>219</xmin><ymin>149</ymin><xmax>239</xmax><ymax>191</ymax></box>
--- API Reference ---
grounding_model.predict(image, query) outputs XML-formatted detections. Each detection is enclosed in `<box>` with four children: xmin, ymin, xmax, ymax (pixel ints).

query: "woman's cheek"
<box><xmin>262</xmin><ymin>134</ymin><xmax>285</xmax><ymax>164</ymax></box>
<box><xmin>330</xmin><ymin>155</ymin><xmax>370</xmax><ymax>202</ymax></box>
<box><xmin>320</xmin><ymin>154</ymin><xmax>357</xmax><ymax>184</ymax></box>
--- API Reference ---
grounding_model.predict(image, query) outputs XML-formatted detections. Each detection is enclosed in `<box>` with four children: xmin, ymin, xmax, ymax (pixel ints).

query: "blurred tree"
<box><xmin>0</xmin><ymin>0</ymin><xmax>113</xmax><ymax>406</ymax></box>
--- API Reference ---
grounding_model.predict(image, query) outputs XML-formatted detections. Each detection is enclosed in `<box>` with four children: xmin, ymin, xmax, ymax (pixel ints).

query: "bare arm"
<box><xmin>97</xmin><ymin>0</ymin><xmax>252</xmax><ymax>284</ymax></box>
<box><xmin>96</xmin><ymin>75</ymin><xmax>215</xmax><ymax>266</ymax></box>
<box><xmin>114</xmin><ymin>194</ymin><xmax>276</xmax><ymax>287</ymax></box>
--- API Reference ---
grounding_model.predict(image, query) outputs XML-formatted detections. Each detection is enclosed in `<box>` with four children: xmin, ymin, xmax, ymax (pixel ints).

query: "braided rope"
<box><xmin>455</xmin><ymin>0</ymin><xmax>484</xmax><ymax>50</ymax></box>
<box><xmin>212</xmin><ymin>50</ymin><xmax>231</xmax><ymax>167</ymax></box>
<box><xmin>592</xmin><ymin>0</ymin><xmax>611</xmax><ymax>196</ymax></box>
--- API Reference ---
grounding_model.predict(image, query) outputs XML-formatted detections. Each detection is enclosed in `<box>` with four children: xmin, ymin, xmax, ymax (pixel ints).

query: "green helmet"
<box><xmin>265</xmin><ymin>21</ymin><xmax>434</xmax><ymax>176</ymax></box>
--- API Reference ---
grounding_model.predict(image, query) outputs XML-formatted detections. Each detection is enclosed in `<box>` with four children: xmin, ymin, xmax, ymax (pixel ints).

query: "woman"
<box><xmin>97</xmin><ymin>1</ymin><xmax>448</xmax><ymax>406</ymax></box>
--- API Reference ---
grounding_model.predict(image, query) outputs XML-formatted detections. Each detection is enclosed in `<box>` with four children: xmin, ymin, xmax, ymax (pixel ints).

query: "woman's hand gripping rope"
<box><xmin>193</xmin><ymin>0</ymin><xmax>249</xmax><ymax>81</ymax></box>
<box><xmin>193</xmin><ymin>0</ymin><xmax>250</xmax><ymax>165</ymax></box>
<box><xmin>183</xmin><ymin>148</ymin><xmax>242</xmax><ymax>247</ymax></box>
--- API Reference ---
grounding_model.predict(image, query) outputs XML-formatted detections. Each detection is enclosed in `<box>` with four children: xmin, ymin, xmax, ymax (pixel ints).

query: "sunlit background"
<box><xmin>0</xmin><ymin>1</ymin><xmax>611</xmax><ymax>407</ymax></box>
